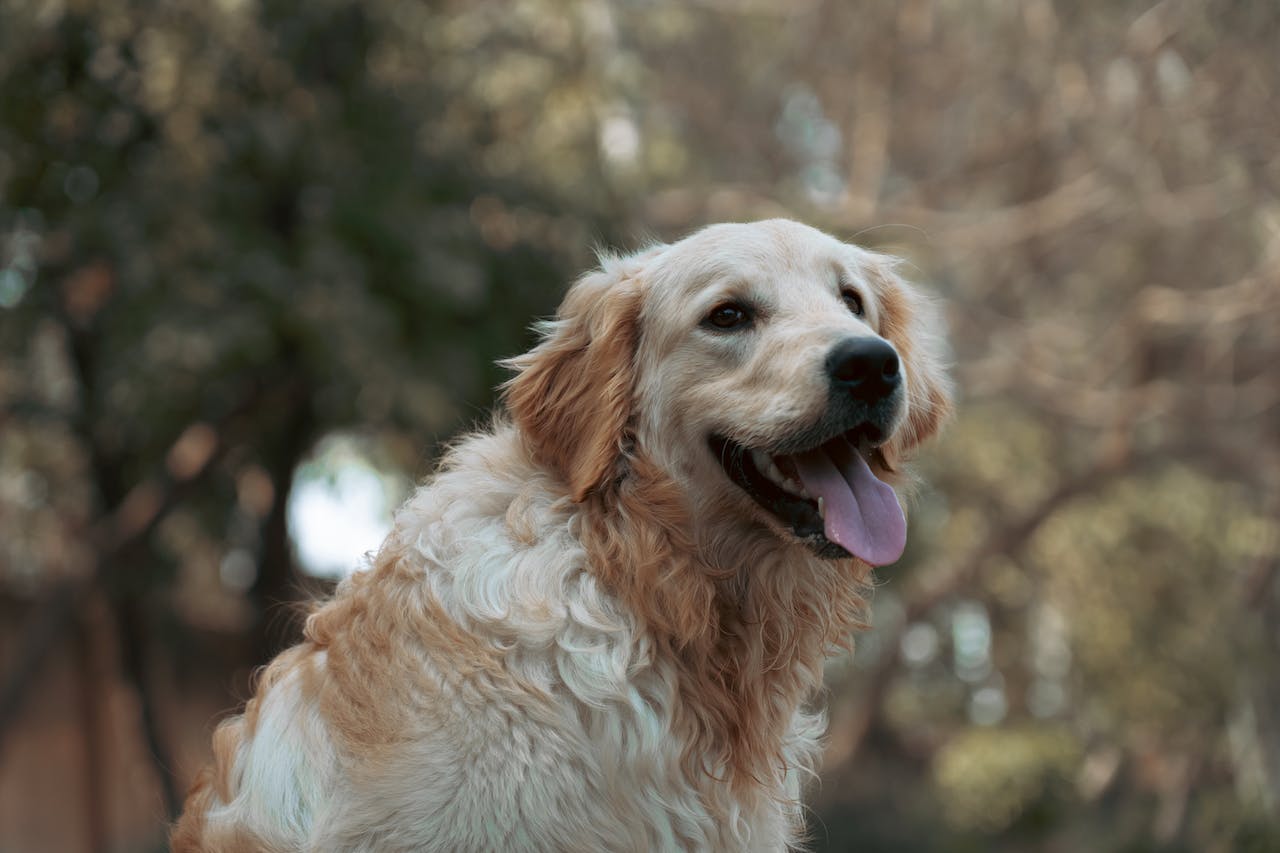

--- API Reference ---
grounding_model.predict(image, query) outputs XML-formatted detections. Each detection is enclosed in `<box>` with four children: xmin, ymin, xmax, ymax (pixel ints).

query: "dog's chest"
<box><xmin>337</xmin><ymin>482</ymin><xmax>819</xmax><ymax>850</ymax></box>
<box><xmin>567</xmin><ymin>664</ymin><xmax>817</xmax><ymax>852</ymax></box>
<box><xmin>361</xmin><ymin>640</ymin><xmax>816</xmax><ymax>852</ymax></box>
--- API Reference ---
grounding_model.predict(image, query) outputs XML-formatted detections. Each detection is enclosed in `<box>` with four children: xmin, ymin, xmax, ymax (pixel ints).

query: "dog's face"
<box><xmin>505</xmin><ymin>219</ymin><xmax>950</xmax><ymax>566</ymax></box>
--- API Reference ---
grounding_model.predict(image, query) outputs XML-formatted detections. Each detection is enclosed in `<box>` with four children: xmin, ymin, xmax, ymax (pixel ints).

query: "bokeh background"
<box><xmin>2</xmin><ymin>0</ymin><xmax>1278</xmax><ymax>850</ymax></box>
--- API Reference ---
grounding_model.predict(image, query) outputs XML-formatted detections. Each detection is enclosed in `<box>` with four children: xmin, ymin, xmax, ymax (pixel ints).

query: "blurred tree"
<box><xmin>0</xmin><ymin>0</ymin><xmax>613</xmax><ymax>836</ymax></box>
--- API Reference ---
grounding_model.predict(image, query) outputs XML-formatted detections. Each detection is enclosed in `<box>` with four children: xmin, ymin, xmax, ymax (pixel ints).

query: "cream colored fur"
<box><xmin>173</xmin><ymin>219</ymin><xmax>951</xmax><ymax>852</ymax></box>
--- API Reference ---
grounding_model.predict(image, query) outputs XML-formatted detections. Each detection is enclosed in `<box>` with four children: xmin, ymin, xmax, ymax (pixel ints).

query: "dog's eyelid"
<box><xmin>839</xmin><ymin>286</ymin><xmax>867</xmax><ymax>318</ymax></box>
<box><xmin>835</xmin><ymin>270</ymin><xmax>878</xmax><ymax>321</ymax></box>
<box><xmin>701</xmin><ymin>298</ymin><xmax>757</xmax><ymax>331</ymax></box>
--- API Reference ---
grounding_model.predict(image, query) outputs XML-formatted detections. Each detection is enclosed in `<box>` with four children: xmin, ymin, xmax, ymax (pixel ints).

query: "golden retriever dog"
<box><xmin>173</xmin><ymin>219</ymin><xmax>951</xmax><ymax>852</ymax></box>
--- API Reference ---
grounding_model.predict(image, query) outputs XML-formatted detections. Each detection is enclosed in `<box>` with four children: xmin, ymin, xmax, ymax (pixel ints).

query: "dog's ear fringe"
<box><xmin>501</xmin><ymin>264</ymin><xmax>644</xmax><ymax>502</ymax></box>
<box><xmin>496</xmin><ymin>243</ymin><xmax>664</xmax><ymax>372</ymax></box>
<box><xmin>867</xmin><ymin>257</ymin><xmax>955</xmax><ymax>466</ymax></box>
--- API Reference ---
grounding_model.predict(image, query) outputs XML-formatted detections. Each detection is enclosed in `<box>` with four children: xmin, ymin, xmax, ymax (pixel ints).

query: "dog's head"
<box><xmin>504</xmin><ymin>219</ymin><xmax>951</xmax><ymax>567</ymax></box>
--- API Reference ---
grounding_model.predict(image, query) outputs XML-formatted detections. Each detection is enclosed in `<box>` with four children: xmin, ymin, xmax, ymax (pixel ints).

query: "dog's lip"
<box><xmin>708</xmin><ymin>425</ymin><xmax>887</xmax><ymax>559</ymax></box>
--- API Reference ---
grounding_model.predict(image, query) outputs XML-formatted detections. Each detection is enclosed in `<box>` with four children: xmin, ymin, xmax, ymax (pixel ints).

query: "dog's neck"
<box><xmin>579</xmin><ymin>451</ymin><xmax>872</xmax><ymax>795</ymax></box>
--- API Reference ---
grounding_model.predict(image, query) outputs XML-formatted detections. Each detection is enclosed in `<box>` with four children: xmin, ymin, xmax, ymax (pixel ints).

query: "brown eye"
<box><xmin>842</xmin><ymin>290</ymin><xmax>865</xmax><ymax>317</ymax></box>
<box><xmin>705</xmin><ymin>302</ymin><xmax>751</xmax><ymax>330</ymax></box>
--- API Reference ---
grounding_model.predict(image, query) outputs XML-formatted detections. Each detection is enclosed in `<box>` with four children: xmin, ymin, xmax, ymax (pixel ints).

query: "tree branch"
<box><xmin>0</xmin><ymin>384</ymin><xmax>267</xmax><ymax>760</ymax></box>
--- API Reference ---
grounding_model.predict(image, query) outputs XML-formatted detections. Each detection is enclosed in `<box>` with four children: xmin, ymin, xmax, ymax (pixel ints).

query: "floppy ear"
<box><xmin>870</xmin><ymin>257</ymin><xmax>954</xmax><ymax>466</ymax></box>
<box><xmin>502</xmin><ymin>263</ymin><xmax>643</xmax><ymax>502</ymax></box>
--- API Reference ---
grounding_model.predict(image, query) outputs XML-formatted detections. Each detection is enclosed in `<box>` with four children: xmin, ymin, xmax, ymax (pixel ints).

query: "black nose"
<box><xmin>826</xmin><ymin>337</ymin><xmax>901</xmax><ymax>402</ymax></box>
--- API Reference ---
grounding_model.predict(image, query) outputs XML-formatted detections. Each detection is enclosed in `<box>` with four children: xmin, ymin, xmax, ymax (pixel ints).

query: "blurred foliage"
<box><xmin>934</xmin><ymin>725</ymin><xmax>1081</xmax><ymax>834</ymax></box>
<box><xmin>1037</xmin><ymin>467</ymin><xmax>1264</xmax><ymax>738</ymax></box>
<box><xmin>1</xmin><ymin>0</ymin><xmax>1279</xmax><ymax>851</ymax></box>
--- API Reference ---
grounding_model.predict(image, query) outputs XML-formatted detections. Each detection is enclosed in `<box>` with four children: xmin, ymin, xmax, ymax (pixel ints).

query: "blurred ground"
<box><xmin>1</xmin><ymin>1</ymin><xmax>1278</xmax><ymax>850</ymax></box>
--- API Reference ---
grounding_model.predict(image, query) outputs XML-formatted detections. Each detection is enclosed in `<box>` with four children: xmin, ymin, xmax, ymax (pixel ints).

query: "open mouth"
<box><xmin>708</xmin><ymin>424</ymin><xmax>906</xmax><ymax>565</ymax></box>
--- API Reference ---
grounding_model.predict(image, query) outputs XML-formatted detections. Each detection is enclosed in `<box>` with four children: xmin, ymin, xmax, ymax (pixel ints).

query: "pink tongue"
<box><xmin>790</xmin><ymin>442</ymin><xmax>906</xmax><ymax>566</ymax></box>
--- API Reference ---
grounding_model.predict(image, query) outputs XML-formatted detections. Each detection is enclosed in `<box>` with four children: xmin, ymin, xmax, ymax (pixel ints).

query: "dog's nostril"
<box><xmin>882</xmin><ymin>350</ymin><xmax>900</xmax><ymax>380</ymax></box>
<box><xmin>832</xmin><ymin>357</ymin><xmax>869</xmax><ymax>383</ymax></box>
<box><xmin>826</xmin><ymin>338</ymin><xmax>901</xmax><ymax>395</ymax></box>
